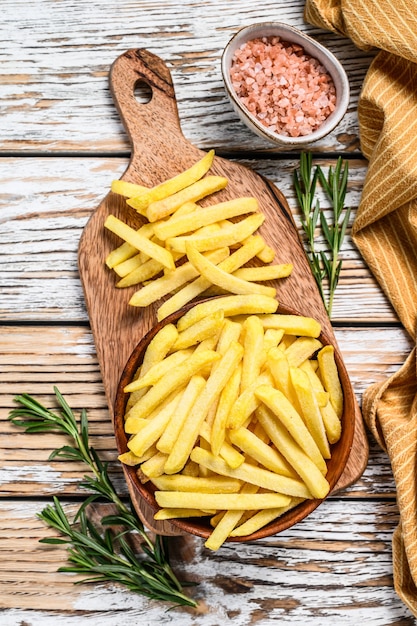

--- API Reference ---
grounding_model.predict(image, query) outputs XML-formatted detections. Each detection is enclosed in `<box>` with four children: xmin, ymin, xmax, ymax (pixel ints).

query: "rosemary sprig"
<box><xmin>293</xmin><ymin>152</ymin><xmax>351</xmax><ymax>317</ymax></box>
<box><xmin>8</xmin><ymin>387</ymin><xmax>197</xmax><ymax>608</ymax></box>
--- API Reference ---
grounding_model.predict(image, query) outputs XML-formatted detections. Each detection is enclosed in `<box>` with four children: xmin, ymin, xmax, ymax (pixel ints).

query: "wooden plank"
<box><xmin>0</xmin><ymin>0</ymin><xmax>375</xmax><ymax>154</ymax></box>
<box><xmin>0</xmin><ymin>499</ymin><xmax>414</xmax><ymax>624</ymax></box>
<box><xmin>0</xmin><ymin>156</ymin><xmax>396</xmax><ymax>323</ymax></box>
<box><xmin>0</xmin><ymin>324</ymin><xmax>412</xmax><ymax>498</ymax></box>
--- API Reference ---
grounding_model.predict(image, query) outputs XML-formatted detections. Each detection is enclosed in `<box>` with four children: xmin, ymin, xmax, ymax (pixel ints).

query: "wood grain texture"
<box><xmin>77</xmin><ymin>50</ymin><xmax>368</xmax><ymax>535</ymax></box>
<box><xmin>0</xmin><ymin>156</ymin><xmax>397</xmax><ymax>324</ymax></box>
<box><xmin>0</xmin><ymin>500</ymin><xmax>415</xmax><ymax>624</ymax></box>
<box><xmin>1</xmin><ymin>1</ymin><xmax>412</xmax><ymax>622</ymax></box>
<box><xmin>0</xmin><ymin>0</ymin><xmax>375</xmax><ymax>154</ymax></box>
<box><xmin>0</xmin><ymin>324</ymin><xmax>412</xmax><ymax>499</ymax></box>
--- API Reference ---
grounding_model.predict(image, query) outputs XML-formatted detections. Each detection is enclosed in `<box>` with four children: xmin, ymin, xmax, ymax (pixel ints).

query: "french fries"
<box><xmin>106</xmin><ymin>151</ymin><xmax>347</xmax><ymax>549</ymax></box>
<box><xmin>104</xmin><ymin>150</ymin><xmax>294</xmax><ymax>319</ymax></box>
<box><xmin>118</xmin><ymin>296</ymin><xmax>345</xmax><ymax>550</ymax></box>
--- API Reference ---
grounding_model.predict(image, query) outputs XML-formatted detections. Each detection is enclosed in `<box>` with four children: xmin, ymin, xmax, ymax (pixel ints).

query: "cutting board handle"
<box><xmin>110</xmin><ymin>49</ymin><xmax>189</xmax><ymax>157</ymax></box>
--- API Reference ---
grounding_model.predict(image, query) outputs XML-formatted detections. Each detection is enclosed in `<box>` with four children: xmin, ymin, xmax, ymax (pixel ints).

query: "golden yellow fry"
<box><xmin>260</xmin><ymin>330</ymin><xmax>285</xmax><ymax>370</ymax></box>
<box><xmin>109</xmin><ymin>222</ymin><xmax>155</xmax><ymax>270</ymax></box>
<box><xmin>228</xmin><ymin>427</ymin><xmax>298</xmax><ymax>478</ymax></box>
<box><xmin>193</xmin><ymin>335</ymin><xmax>219</xmax><ymax>354</ymax></box>
<box><xmin>154</xmin><ymin>508</ymin><xmax>214</xmax><ymax>520</ymax></box>
<box><xmin>232</xmin><ymin>264</ymin><xmax>293</xmax><ymax>281</ymax></box>
<box><xmin>199</xmin><ymin>420</ymin><xmax>245</xmax><ymax>469</ymax></box>
<box><xmin>227</xmin><ymin>371</ymin><xmax>273</xmax><ymax>430</ymax></box>
<box><xmin>124</xmin><ymin>416</ymin><xmax>149</xmax><ymax>434</ymax></box>
<box><xmin>190</xmin><ymin>446</ymin><xmax>312</xmax><ymax>499</ymax></box>
<box><xmin>104</xmin><ymin>215</ymin><xmax>175</xmax><ymax>270</ymax></box>
<box><xmin>204</xmin><ymin>482</ymin><xmax>259</xmax><ymax>551</ymax></box>
<box><xmin>116</xmin><ymin>258</ymin><xmax>165</xmax><ymax>288</ymax></box>
<box><xmin>229</xmin><ymin>497</ymin><xmax>305</xmax><ymax>537</ymax></box>
<box><xmin>125</xmin><ymin>203</ymin><xmax>197</xmax><ymax>274</ymax></box>
<box><xmin>298</xmin><ymin>360</ymin><xmax>330</xmax><ymax>407</ymax></box>
<box><xmin>155</xmin><ymin>490</ymin><xmax>291</xmax><ymax>511</ymax></box>
<box><xmin>118</xmin><ymin>449</ymin><xmax>154</xmax><ymax>466</ymax></box>
<box><xmin>289</xmin><ymin>367</ymin><xmax>331</xmax><ymax>459</ymax></box>
<box><xmin>124</xmin><ymin>150</ymin><xmax>214</xmax><ymax>212</ymax></box>
<box><xmin>124</xmin><ymin>349</ymin><xmax>192</xmax><ymax>393</ymax></box>
<box><xmin>215</xmin><ymin>319</ymin><xmax>243</xmax><ymax>356</ymax></box>
<box><xmin>156</xmin><ymin>236</ymin><xmax>266</xmax><ymax>321</ymax></box>
<box><xmin>164</xmin><ymin>341</ymin><xmax>244</xmax><ymax>474</ymax></box>
<box><xmin>128</xmin><ymin>247</ymin><xmax>229</xmax><ymax>307</ymax></box>
<box><xmin>111</xmin><ymin>179</ymin><xmax>148</xmax><ymax>198</ymax></box>
<box><xmin>254</xmin><ymin>385</ymin><xmax>326</xmax><ymax>473</ymax></box>
<box><xmin>140</xmin><ymin>451</ymin><xmax>169</xmax><ymax>478</ymax></box>
<box><xmin>255</xmin><ymin>405</ymin><xmax>330</xmax><ymax>499</ymax></box>
<box><xmin>320</xmin><ymin>400</ymin><xmax>342</xmax><ymax>444</ymax></box>
<box><xmin>181</xmin><ymin>460</ymin><xmax>200</xmax><ymax>477</ymax></box>
<box><xmin>157</xmin><ymin>375</ymin><xmax>206</xmax><ymax>454</ymax></box>
<box><xmin>126</xmin><ymin>324</ymin><xmax>179</xmax><ymax>412</ymax></box>
<box><xmin>152</xmin><ymin>475</ymin><xmax>242</xmax><ymax>493</ymax></box>
<box><xmin>145</xmin><ymin>175</ymin><xmax>228</xmax><ymax>222</ymax></box>
<box><xmin>171</xmin><ymin>310</ymin><xmax>225</xmax><ymax>351</ymax></box>
<box><xmin>258</xmin><ymin>314</ymin><xmax>322</xmax><ymax>338</ymax></box>
<box><xmin>113</xmin><ymin>253</ymin><xmax>146</xmax><ymax>278</ymax></box>
<box><xmin>210</xmin><ymin>364</ymin><xmax>241</xmax><ymax>456</ymax></box>
<box><xmin>127</xmin><ymin>392</ymin><xmax>183</xmax><ymax>458</ymax></box>
<box><xmin>256</xmin><ymin>244</ymin><xmax>275</xmax><ymax>263</ymax></box>
<box><xmin>284</xmin><ymin>337</ymin><xmax>323</xmax><ymax>367</ymax></box>
<box><xmin>185</xmin><ymin>241</ymin><xmax>277</xmax><ymax>298</ymax></box>
<box><xmin>240</xmin><ymin>315</ymin><xmax>265</xmax><ymax>391</ymax></box>
<box><xmin>177</xmin><ymin>295</ymin><xmax>278</xmax><ymax>332</ymax></box>
<box><xmin>125</xmin><ymin>350</ymin><xmax>220</xmax><ymax>421</ymax></box>
<box><xmin>153</xmin><ymin>197</ymin><xmax>259</xmax><ymax>240</ymax></box>
<box><xmin>167</xmin><ymin>213</ymin><xmax>265</xmax><ymax>253</ymax></box>
<box><xmin>317</xmin><ymin>345</ymin><xmax>344</xmax><ymax>418</ymax></box>
<box><xmin>141</xmin><ymin>323</ymin><xmax>179</xmax><ymax>371</ymax></box>
<box><xmin>106</xmin><ymin>242</ymin><xmax>139</xmax><ymax>270</ymax></box>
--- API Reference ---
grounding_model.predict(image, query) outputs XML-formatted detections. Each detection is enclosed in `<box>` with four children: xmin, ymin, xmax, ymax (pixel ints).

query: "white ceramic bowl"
<box><xmin>221</xmin><ymin>22</ymin><xmax>350</xmax><ymax>146</ymax></box>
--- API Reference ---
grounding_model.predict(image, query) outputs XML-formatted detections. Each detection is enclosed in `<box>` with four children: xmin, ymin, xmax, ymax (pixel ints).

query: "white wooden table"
<box><xmin>1</xmin><ymin>1</ymin><xmax>416</xmax><ymax>624</ymax></box>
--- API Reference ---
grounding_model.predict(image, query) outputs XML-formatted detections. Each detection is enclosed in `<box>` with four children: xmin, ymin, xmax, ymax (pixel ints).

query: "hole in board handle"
<box><xmin>134</xmin><ymin>80</ymin><xmax>153</xmax><ymax>104</ymax></box>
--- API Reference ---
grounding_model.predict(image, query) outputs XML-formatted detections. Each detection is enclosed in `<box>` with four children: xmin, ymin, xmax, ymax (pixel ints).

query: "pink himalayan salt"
<box><xmin>230</xmin><ymin>36</ymin><xmax>337</xmax><ymax>138</ymax></box>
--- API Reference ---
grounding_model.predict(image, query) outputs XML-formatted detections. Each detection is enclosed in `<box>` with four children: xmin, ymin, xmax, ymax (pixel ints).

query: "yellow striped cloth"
<box><xmin>305</xmin><ymin>0</ymin><xmax>417</xmax><ymax>616</ymax></box>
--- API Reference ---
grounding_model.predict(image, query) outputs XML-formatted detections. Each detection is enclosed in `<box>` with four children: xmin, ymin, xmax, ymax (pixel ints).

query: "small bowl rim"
<box><xmin>221</xmin><ymin>21</ymin><xmax>350</xmax><ymax>146</ymax></box>
<box><xmin>114</xmin><ymin>297</ymin><xmax>356</xmax><ymax>543</ymax></box>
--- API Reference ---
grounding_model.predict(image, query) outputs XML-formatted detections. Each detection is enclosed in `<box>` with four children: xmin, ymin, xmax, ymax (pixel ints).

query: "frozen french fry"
<box><xmin>125</xmin><ymin>149</ymin><xmax>215</xmax><ymax>214</ymax></box>
<box><xmin>156</xmin><ymin>375</ymin><xmax>206</xmax><ymax>454</ymax></box>
<box><xmin>290</xmin><ymin>366</ymin><xmax>331</xmax><ymax>459</ymax></box>
<box><xmin>190</xmin><ymin>446</ymin><xmax>312</xmax><ymax>499</ymax></box>
<box><xmin>254</xmin><ymin>385</ymin><xmax>326</xmax><ymax>473</ymax></box>
<box><xmin>145</xmin><ymin>175</ymin><xmax>228</xmax><ymax>222</ymax></box>
<box><xmin>232</xmin><ymin>264</ymin><xmax>293</xmax><ymax>281</ymax></box>
<box><xmin>126</xmin><ymin>350</ymin><xmax>220</xmax><ymax>421</ymax></box>
<box><xmin>163</xmin><ymin>341</ymin><xmax>243</xmax><ymax>474</ymax></box>
<box><xmin>167</xmin><ymin>213</ymin><xmax>265</xmax><ymax>253</ymax></box>
<box><xmin>317</xmin><ymin>345</ymin><xmax>344</xmax><ymax>418</ymax></box>
<box><xmin>104</xmin><ymin>214</ymin><xmax>175</xmax><ymax>271</ymax></box>
<box><xmin>176</xmin><ymin>294</ymin><xmax>278</xmax><ymax>332</ymax></box>
<box><xmin>153</xmin><ymin>197</ymin><xmax>258</xmax><ymax>240</ymax></box>
<box><xmin>128</xmin><ymin>247</ymin><xmax>229</xmax><ymax>307</ymax></box>
<box><xmin>255</xmin><ymin>405</ymin><xmax>330</xmax><ymax>499</ymax></box>
<box><xmin>155</xmin><ymin>490</ymin><xmax>291</xmax><ymax>511</ymax></box>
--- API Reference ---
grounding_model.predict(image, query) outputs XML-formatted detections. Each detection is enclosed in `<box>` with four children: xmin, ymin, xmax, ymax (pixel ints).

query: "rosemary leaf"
<box><xmin>293</xmin><ymin>152</ymin><xmax>350</xmax><ymax>317</ymax></box>
<box><xmin>9</xmin><ymin>388</ymin><xmax>197</xmax><ymax>609</ymax></box>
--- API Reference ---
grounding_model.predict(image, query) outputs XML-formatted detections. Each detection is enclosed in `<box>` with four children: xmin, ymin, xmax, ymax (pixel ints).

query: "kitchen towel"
<box><xmin>305</xmin><ymin>0</ymin><xmax>417</xmax><ymax>616</ymax></box>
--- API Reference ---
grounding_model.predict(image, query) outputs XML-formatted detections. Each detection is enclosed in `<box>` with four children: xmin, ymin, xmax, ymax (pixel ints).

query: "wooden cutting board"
<box><xmin>78</xmin><ymin>49</ymin><xmax>369</xmax><ymax>536</ymax></box>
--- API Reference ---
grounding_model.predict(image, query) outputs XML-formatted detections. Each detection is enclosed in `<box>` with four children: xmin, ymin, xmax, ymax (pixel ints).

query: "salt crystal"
<box><xmin>230</xmin><ymin>36</ymin><xmax>336</xmax><ymax>137</ymax></box>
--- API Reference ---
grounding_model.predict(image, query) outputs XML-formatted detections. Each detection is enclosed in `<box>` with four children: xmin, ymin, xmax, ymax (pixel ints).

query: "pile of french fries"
<box><xmin>118</xmin><ymin>295</ymin><xmax>344</xmax><ymax>551</ymax></box>
<box><xmin>104</xmin><ymin>149</ymin><xmax>293</xmax><ymax>320</ymax></box>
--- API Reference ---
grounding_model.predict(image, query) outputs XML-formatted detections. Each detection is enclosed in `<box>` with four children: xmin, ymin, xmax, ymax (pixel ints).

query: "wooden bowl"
<box><xmin>114</xmin><ymin>298</ymin><xmax>356</xmax><ymax>542</ymax></box>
